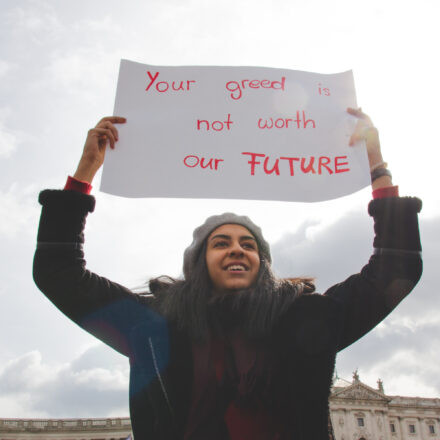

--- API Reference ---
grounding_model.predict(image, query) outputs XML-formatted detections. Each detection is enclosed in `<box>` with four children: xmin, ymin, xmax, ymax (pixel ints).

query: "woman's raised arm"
<box><xmin>73</xmin><ymin>116</ymin><xmax>126</xmax><ymax>184</ymax></box>
<box><xmin>33</xmin><ymin>116</ymin><xmax>166</xmax><ymax>357</ymax></box>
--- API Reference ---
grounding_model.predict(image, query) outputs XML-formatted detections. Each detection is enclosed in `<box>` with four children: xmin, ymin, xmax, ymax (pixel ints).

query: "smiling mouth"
<box><xmin>226</xmin><ymin>264</ymin><xmax>248</xmax><ymax>271</ymax></box>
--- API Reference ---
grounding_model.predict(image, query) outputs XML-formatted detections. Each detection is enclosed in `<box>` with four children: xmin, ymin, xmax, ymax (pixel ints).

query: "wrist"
<box><xmin>372</xmin><ymin>175</ymin><xmax>393</xmax><ymax>191</ymax></box>
<box><xmin>73</xmin><ymin>168</ymin><xmax>96</xmax><ymax>184</ymax></box>
<box><xmin>74</xmin><ymin>161</ymin><xmax>99</xmax><ymax>184</ymax></box>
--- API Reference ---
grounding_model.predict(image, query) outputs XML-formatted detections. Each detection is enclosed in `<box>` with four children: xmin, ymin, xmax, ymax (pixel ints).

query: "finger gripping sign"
<box><xmin>100</xmin><ymin>59</ymin><xmax>369</xmax><ymax>202</ymax></box>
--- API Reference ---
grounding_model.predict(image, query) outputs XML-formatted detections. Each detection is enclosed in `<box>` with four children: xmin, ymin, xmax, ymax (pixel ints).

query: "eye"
<box><xmin>242</xmin><ymin>241</ymin><xmax>256</xmax><ymax>250</ymax></box>
<box><xmin>213</xmin><ymin>240</ymin><xmax>228</xmax><ymax>248</ymax></box>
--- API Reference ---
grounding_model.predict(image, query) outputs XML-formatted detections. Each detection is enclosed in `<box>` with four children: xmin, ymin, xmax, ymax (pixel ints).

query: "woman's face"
<box><xmin>205</xmin><ymin>224</ymin><xmax>260</xmax><ymax>294</ymax></box>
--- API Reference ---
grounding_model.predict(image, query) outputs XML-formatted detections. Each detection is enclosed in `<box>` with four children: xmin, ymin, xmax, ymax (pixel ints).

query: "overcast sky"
<box><xmin>1</xmin><ymin>0</ymin><xmax>439</xmax><ymax>418</ymax></box>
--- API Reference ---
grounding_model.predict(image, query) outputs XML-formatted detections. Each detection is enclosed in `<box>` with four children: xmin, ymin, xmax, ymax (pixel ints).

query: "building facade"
<box><xmin>330</xmin><ymin>372</ymin><xmax>440</xmax><ymax>440</ymax></box>
<box><xmin>0</xmin><ymin>417</ymin><xmax>132</xmax><ymax>440</ymax></box>
<box><xmin>1</xmin><ymin>374</ymin><xmax>439</xmax><ymax>440</ymax></box>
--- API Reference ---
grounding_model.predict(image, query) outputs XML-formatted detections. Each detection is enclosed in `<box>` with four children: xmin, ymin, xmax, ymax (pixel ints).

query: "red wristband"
<box><xmin>372</xmin><ymin>185</ymin><xmax>399</xmax><ymax>199</ymax></box>
<box><xmin>64</xmin><ymin>176</ymin><xmax>92</xmax><ymax>194</ymax></box>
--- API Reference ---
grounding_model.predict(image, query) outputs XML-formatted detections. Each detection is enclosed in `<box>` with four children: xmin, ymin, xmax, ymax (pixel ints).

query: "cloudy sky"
<box><xmin>1</xmin><ymin>0</ymin><xmax>439</xmax><ymax>418</ymax></box>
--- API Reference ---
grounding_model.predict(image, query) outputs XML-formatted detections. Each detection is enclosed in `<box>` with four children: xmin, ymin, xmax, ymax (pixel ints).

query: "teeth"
<box><xmin>228</xmin><ymin>265</ymin><xmax>246</xmax><ymax>271</ymax></box>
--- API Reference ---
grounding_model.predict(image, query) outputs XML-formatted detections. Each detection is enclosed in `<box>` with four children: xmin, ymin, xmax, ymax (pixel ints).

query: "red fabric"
<box><xmin>185</xmin><ymin>338</ymin><xmax>279</xmax><ymax>440</ymax></box>
<box><xmin>225</xmin><ymin>403</ymin><xmax>280</xmax><ymax>440</ymax></box>
<box><xmin>216</xmin><ymin>339</ymin><xmax>279</xmax><ymax>440</ymax></box>
<box><xmin>64</xmin><ymin>176</ymin><xmax>92</xmax><ymax>194</ymax></box>
<box><xmin>372</xmin><ymin>186</ymin><xmax>398</xmax><ymax>199</ymax></box>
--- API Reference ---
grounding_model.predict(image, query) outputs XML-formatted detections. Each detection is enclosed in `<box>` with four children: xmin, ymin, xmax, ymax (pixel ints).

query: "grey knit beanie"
<box><xmin>183</xmin><ymin>212</ymin><xmax>271</xmax><ymax>280</ymax></box>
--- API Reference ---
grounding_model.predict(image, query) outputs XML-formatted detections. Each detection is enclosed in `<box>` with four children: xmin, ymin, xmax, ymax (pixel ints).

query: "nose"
<box><xmin>229</xmin><ymin>240</ymin><xmax>244</xmax><ymax>257</ymax></box>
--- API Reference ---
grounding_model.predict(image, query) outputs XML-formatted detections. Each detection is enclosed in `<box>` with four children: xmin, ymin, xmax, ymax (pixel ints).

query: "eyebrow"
<box><xmin>209</xmin><ymin>234</ymin><xmax>256</xmax><ymax>242</ymax></box>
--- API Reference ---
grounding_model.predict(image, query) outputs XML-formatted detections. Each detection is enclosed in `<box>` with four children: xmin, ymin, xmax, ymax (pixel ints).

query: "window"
<box><xmin>357</xmin><ymin>417</ymin><xmax>365</xmax><ymax>427</ymax></box>
<box><xmin>409</xmin><ymin>424</ymin><xmax>416</xmax><ymax>434</ymax></box>
<box><xmin>390</xmin><ymin>423</ymin><xmax>396</xmax><ymax>433</ymax></box>
<box><xmin>429</xmin><ymin>425</ymin><xmax>435</xmax><ymax>434</ymax></box>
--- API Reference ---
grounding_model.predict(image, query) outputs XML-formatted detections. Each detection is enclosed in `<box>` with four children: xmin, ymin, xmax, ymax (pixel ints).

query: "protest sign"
<box><xmin>100</xmin><ymin>59</ymin><xmax>369</xmax><ymax>202</ymax></box>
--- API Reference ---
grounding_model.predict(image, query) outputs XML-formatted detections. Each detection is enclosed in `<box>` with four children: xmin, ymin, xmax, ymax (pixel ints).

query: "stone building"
<box><xmin>0</xmin><ymin>417</ymin><xmax>132</xmax><ymax>440</ymax></box>
<box><xmin>1</xmin><ymin>373</ymin><xmax>439</xmax><ymax>440</ymax></box>
<box><xmin>329</xmin><ymin>372</ymin><xmax>440</xmax><ymax>440</ymax></box>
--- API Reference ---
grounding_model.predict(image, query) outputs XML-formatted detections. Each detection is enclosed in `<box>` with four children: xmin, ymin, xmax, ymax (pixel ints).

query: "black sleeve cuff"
<box><xmin>368</xmin><ymin>196</ymin><xmax>422</xmax><ymax>252</ymax></box>
<box><xmin>37</xmin><ymin>189</ymin><xmax>96</xmax><ymax>244</ymax></box>
<box><xmin>39</xmin><ymin>189</ymin><xmax>96</xmax><ymax>213</ymax></box>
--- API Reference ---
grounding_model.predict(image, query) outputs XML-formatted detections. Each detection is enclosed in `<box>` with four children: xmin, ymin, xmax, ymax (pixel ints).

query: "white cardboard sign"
<box><xmin>100</xmin><ymin>59</ymin><xmax>369</xmax><ymax>202</ymax></box>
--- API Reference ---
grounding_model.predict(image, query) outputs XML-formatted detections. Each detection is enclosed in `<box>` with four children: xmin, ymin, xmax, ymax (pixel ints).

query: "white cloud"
<box><xmin>357</xmin><ymin>348</ymin><xmax>440</xmax><ymax>398</ymax></box>
<box><xmin>5</xmin><ymin>2</ymin><xmax>62</xmax><ymax>38</ymax></box>
<box><xmin>0</xmin><ymin>122</ymin><xmax>18</xmax><ymax>158</ymax></box>
<box><xmin>271</xmin><ymin>207</ymin><xmax>372</xmax><ymax>289</ymax></box>
<box><xmin>0</xmin><ymin>351</ymin><xmax>57</xmax><ymax>393</ymax></box>
<box><xmin>44</xmin><ymin>49</ymin><xmax>117</xmax><ymax>96</ymax></box>
<box><xmin>0</xmin><ymin>184</ymin><xmax>39</xmax><ymax>237</ymax></box>
<box><xmin>74</xmin><ymin>15</ymin><xmax>122</xmax><ymax>33</ymax></box>
<box><xmin>0</xmin><ymin>344</ymin><xmax>129</xmax><ymax>418</ymax></box>
<box><xmin>0</xmin><ymin>60</ymin><xmax>14</xmax><ymax>78</ymax></box>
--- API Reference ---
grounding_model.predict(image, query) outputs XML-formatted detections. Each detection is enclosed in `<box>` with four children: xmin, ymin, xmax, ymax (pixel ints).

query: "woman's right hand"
<box><xmin>73</xmin><ymin>116</ymin><xmax>126</xmax><ymax>184</ymax></box>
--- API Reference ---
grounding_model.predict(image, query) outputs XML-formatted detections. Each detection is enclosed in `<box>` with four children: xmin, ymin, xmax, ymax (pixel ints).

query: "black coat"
<box><xmin>33</xmin><ymin>190</ymin><xmax>423</xmax><ymax>440</ymax></box>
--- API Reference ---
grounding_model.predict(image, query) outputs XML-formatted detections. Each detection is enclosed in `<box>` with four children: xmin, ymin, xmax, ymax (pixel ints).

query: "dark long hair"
<box><xmin>146</xmin><ymin>240</ymin><xmax>315</xmax><ymax>342</ymax></box>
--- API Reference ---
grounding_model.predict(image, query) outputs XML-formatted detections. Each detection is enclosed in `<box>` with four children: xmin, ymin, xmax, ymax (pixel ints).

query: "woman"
<box><xmin>33</xmin><ymin>109</ymin><xmax>422</xmax><ymax>440</ymax></box>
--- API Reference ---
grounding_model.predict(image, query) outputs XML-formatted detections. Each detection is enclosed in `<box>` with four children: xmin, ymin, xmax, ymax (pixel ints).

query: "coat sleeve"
<box><xmin>324</xmin><ymin>196</ymin><xmax>423</xmax><ymax>351</ymax></box>
<box><xmin>33</xmin><ymin>189</ymin><xmax>162</xmax><ymax>357</ymax></box>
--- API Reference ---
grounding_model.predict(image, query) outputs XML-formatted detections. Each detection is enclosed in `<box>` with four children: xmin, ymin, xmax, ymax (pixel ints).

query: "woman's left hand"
<box><xmin>347</xmin><ymin>107</ymin><xmax>383</xmax><ymax>168</ymax></box>
<box><xmin>347</xmin><ymin>108</ymin><xmax>393</xmax><ymax>190</ymax></box>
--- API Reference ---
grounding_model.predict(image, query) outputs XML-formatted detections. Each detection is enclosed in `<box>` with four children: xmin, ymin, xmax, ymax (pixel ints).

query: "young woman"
<box><xmin>33</xmin><ymin>109</ymin><xmax>422</xmax><ymax>440</ymax></box>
